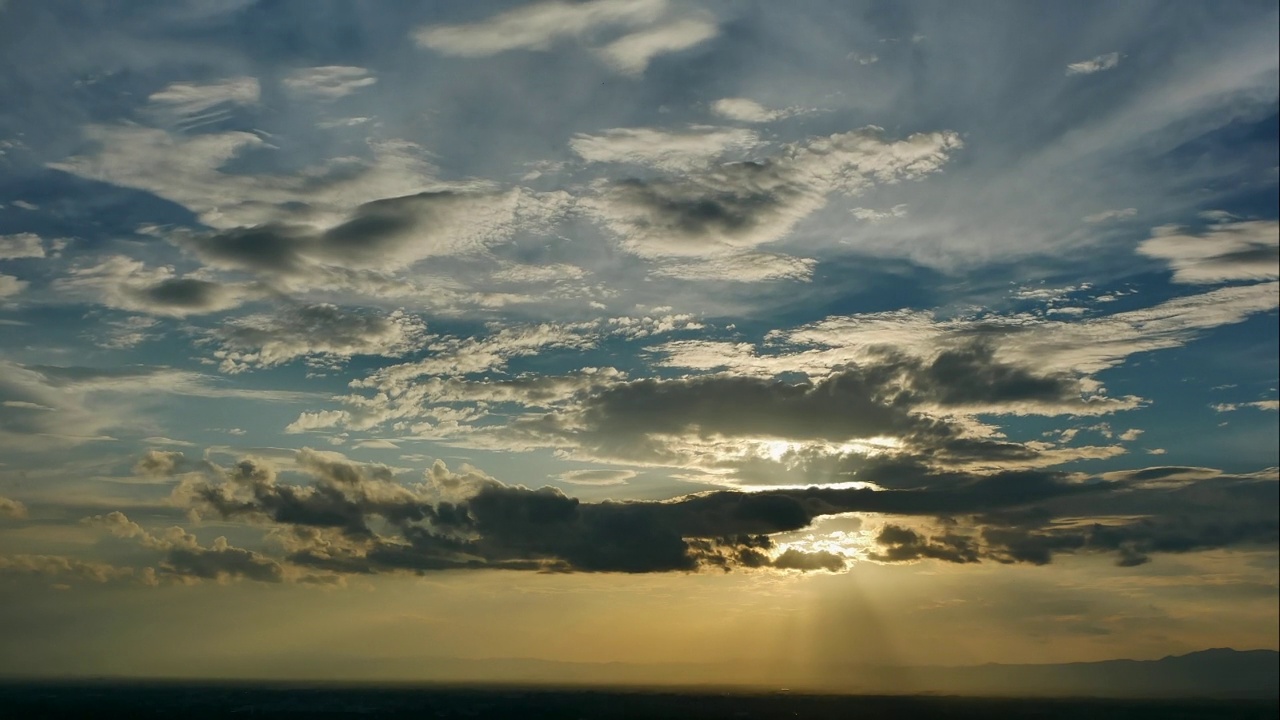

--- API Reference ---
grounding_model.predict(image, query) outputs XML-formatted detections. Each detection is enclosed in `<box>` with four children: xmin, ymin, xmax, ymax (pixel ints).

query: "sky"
<box><xmin>0</xmin><ymin>0</ymin><xmax>1277</xmax><ymax>686</ymax></box>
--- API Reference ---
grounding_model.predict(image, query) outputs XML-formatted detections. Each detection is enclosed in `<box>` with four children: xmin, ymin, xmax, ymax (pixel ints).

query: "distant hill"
<box><xmin>896</xmin><ymin>648</ymin><xmax>1280</xmax><ymax>698</ymax></box>
<box><xmin>457</xmin><ymin>648</ymin><xmax>1280</xmax><ymax>698</ymax></box>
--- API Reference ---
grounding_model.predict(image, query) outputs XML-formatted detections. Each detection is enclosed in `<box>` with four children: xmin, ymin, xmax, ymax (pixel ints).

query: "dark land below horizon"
<box><xmin>0</xmin><ymin>682</ymin><xmax>1276</xmax><ymax>720</ymax></box>
<box><xmin>3</xmin><ymin>648</ymin><xmax>1276</xmax><ymax>719</ymax></box>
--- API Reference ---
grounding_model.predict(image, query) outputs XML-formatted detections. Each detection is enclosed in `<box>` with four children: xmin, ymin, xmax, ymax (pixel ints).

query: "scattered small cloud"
<box><xmin>596</xmin><ymin>17</ymin><xmax>718</xmax><ymax>75</ymax></box>
<box><xmin>1084</xmin><ymin>208</ymin><xmax>1137</xmax><ymax>223</ymax></box>
<box><xmin>711</xmin><ymin>97</ymin><xmax>795</xmax><ymax>123</ymax></box>
<box><xmin>1066</xmin><ymin>51</ymin><xmax>1121</xmax><ymax>75</ymax></box>
<box><xmin>0</xmin><ymin>495</ymin><xmax>27</xmax><ymax>518</ymax></box>
<box><xmin>282</xmin><ymin>66</ymin><xmax>377</xmax><ymax>100</ymax></box>
<box><xmin>557</xmin><ymin>468</ymin><xmax>636</xmax><ymax>486</ymax></box>
<box><xmin>0</xmin><ymin>233</ymin><xmax>45</xmax><ymax>259</ymax></box>
<box><xmin>1212</xmin><ymin>400</ymin><xmax>1279</xmax><ymax>412</ymax></box>
<box><xmin>852</xmin><ymin>204</ymin><xmax>908</xmax><ymax>223</ymax></box>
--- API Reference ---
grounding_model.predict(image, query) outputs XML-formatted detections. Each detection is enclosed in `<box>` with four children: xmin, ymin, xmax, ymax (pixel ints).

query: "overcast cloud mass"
<box><xmin>0</xmin><ymin>0</ymin><xmax>1276</xmax><ymax>682</ymax></box>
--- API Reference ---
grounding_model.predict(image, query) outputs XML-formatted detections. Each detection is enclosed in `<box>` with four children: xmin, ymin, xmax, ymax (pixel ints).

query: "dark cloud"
<box><xmin>868</xmin><ymin>472</ymin><xmax>1280</xmax><ymax>567</ymax></box>
<box><xmin>209</xmin><ymin>303</ymin><xmax>427</xmax><ymax>372</ymax></box>
<box><xmin>133</xmin><ymin>277</ymin><xmax>232</xmax><ymax>310</ymax></box>
<box><xmin>130</xmin><ymin>446</ymin><xmax>1280</xmax><ymax>576</ymax></box>
<box><xmin>161</xmin><ymin>537</ymin><xmax>284</xmax><ymax>583</ymax></box>
<box><xmin>176</xmin><ymin>449</ymin><xmax>1099</xmax><ymax>575</ymax></box>
<box><xmin>579</xmin><ymin>366</ymin><xmax>919</xmax><ymax>443</ymax></box>
<box><xmin>190</xmin><ymin>453</ymin><xmax>433</xmax><ymax>538</ymax></box>
<box><xmin>134</xmin><ymin>449</ymin><xmax>213</xmax><ymax>477</ymax></box>
<box><xmin>184</xmin><ymin>189</ymin><xmax>525</xmax><ymax>275</ymax></box>
<box><xmin>770</xmin><ymin>547</ymin><xmax>847</xmax><ymax>572</ymax></box>
<box><xmin>583</xmin><ymin>128</ymin><xmax>961</xmax><ymax>270</ymax></box>
<box><xmin>542</xmin><ymin>342</ymin><xmax>1116</xmax><ymax>478</ymax></box>
<box><xmin>870</xmin><ymin>525</ymin><xmax>981</xmax><ymax>564</ymax></box>
<box><xmin>911</xmin><ymin>342</ymin><xmax>1081</xmax><ymax>407</ymax></box>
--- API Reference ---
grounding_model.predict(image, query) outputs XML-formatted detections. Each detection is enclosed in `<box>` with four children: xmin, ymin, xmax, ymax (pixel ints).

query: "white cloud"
<box><xmin>0</xmin><ymin>233</ymin><xmax>44</xmax><ymax>259</ymax></box>
<box><xmin>0</xmin><ymin>274</ymin><xmax>28</xmax><ymax>298</ymax></box>
<box><xmin>582</xmin><ymin>126</ymin><xmax>961</xmax><ymax>274</ymax></box>
<box><xmin>144</xmin><ymin>77</ymin><xmax>259</xmax><ymax>128</ymax></box>
<box><xmin>415</xmin><ymin>0</ymin><xmax>666</xmax><ymax>56</ymax></box>
<box><xmin>1118</xmin><ymin>428</ymin><xmax>1144</xmax><ymax>442</ymax></box>
<box><xmin>557</xmin><ymin>468</ymin><xmax>635</xmax><ymax>485</ymax></box>
<box><xmin>1137</xmin><ymin>220</ymin><xmax>1279</xmax><ymax>284</ymax></box>
<box><xmin>53</xmin><ymin>256</ymin><xmax>250</xmax><ymax>317</ymax></box>
<box><xmin>596</xmin><ymin>17</ymin><xmax>718</xmax><ymax>75</ymax></box>
<box><xmin>490</xmin><ymin>263</ymin><xmax>588</xmax><ymax>284</ymax></box>
<box><xmin>653</xmin><ymin>281</ymin><xmax>1279</xmax><ymax>407</ymax></box>
<box><xmin>852</xmin><ymin>204</ymin><xmax>908</xmax><ymax>223</ymax></box>
<box><xmin>282</xmin><ymin>66</ymin><xmax>377</xmax><ymax>100</ymax></box>
<box><xmin>651</xmin><ymin>252</ymin><xmax>817</xmax><ymax>282</ymax></box>
<box><xmin>1066</xmin><ymin>51</ymin><xmax>1121</xmax><ymax>75</ymax></box>
<box><xmin>209</xmin><ymin>304</ymin><xmax>429</xmax><ymax>373</ymax></box>
<box><xmin>571</xmin><ymin>126</ymin><xmax>758</xmax><ymax>171</ymax></box>
<box><xmin>1212</xmin><ymin>400</ymin><xmax>1279</xmax><ymax>412</ymax></box>
<box><xmin>50</xmin><ymin>127</ymin><xmax>440</xmax><ymax>230</ymax></box>
<box><xmin>711</xmin><ymin>98</ymin><xmax>791</xmax><ymax>123</ymax></box>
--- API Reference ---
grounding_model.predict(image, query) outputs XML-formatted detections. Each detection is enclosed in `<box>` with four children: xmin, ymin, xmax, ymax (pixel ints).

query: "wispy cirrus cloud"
<box><xmin>414</xmin><ymin>0</ymin><xmax>717</xmax><ymax>75</ymax></box>
<box><xmin>1066</xmin><ymin>51</ymin><xmax>1121</xmax><ymax>75</ymax></box>
<box><xmin>282</xmin><ymin>66</ymin><xmax>377</xmax><ymax>100</ymax></box>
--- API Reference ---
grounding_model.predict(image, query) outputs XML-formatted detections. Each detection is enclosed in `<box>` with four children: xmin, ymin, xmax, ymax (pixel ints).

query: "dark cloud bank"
<box><xmin>131</xmin><ymin>448</ymin><xmax>1279</xmax><ymax>583</ymax></box>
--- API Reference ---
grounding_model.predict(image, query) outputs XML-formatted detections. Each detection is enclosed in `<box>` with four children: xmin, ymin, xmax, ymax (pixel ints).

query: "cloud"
<box><xmin>489</xmin><ymin>262</ymin><xmax>587</xmax><ymax>284</ymax></box>
<box><xmin>0</xmin><ymin>274</ymin><xmax>28</xmax><ymax>298</ymax></box>
<box><xmin>0</xmin><ymin>233</ymin><xmax>44</xmax><ymax>259</ymax></box>
<box><xmin>51</xmin><ymin>128</ymin><xmax>439</xmax><ymax>229</ymax></box>
<box><xmin>416</xmin><ymin>1</ymin><xmax>716</xmax><ymax>76</ymax></box>
<box><xmin>1213</xmin><ymin>400</ymin><xmax>1279</xmax><ymax>412</ymax></box>
<box><xmin>852</xmin><ymin>204</ymin><xmax>909</xmax><ymax>223</ymax></box>
<box><xmin>282</xmin><ymin>66</ymin><xmax>377</xmax><ymax>100</ymax></box>
<box><xmin>0</xmin><ymin>360</ymin><xmax>314</xmax><ymax>451</ymax></box>
<box><xmin>754</xmin><ymin>280</ymin><xmax>1278</xmax><ymax>378</ymax></box>
<box><xmin>183</xmin><ymin>189</ymin><xmax>560</xmax><ymax>276</ymax></box>
<box><xmin>144</xmin><ymin>77</ymin><xmax>259</xmax><ymax>129</ymax></box>
<box><xmin>1084</xmin><ymin>208</ymin><xmax>1137</xmax><ymax>223</ymax></box>
<box><xmin>53</xmin><ymin>256</ymin><xmax>250</xmax><ymax>317</ymax></box>
<box><xmin>162</xmin><ymin>535</ymin><xmax>284</xmax><ymax>583</ymax></box>
<box><xmin>208</xmin><ymin>304</ymin><xmax>429</xmax><ymax>373</ymax></box>
<box><xmin>85</xmin><ymin>510</ymin><xmax>283</xmax><ymax>583</ymax></box>
<box><xmin>581</xmin><ymin>126</ymin><xmax>961</xmax><ymax>276</ymax></box>
<box><xmin>288</xmin><ymin>325</ymin><xmax>604</xmax><ymax>434</ymax></box>
<box><xmin>0</xmin><ymin>495</ymin><xmax>27</xmax><ymax>518</ymax></box>
<box><xmin>650</xmin><ymin>251</ymin><xmax>817</xmax><ymax>282</ymax></box>
<box><xmin>557</xmin><ymin>469</ymin><xmax>636</xmax><ymax>486</ymax></box>
<box><xmin>1066</xmin><ymin>51</ymin><xmax>1121</xmax><ymax>75</ymax></box>
<box><xmin>770</xmin><ymin>548</ymin><xmax>846</xmax><ymax>572</ymax></box>
<box><xmin>871</xmin><ymin>524</ymin><xmax>980</xmax><ymax>564</ymax></box>
<box><xmin>414</xmin><ymin>0</ymin><xmax>667</xmax><ymax>57</ymax></box>
<box><xmin>711</xmin><ymin>98</ymin><xmax>793</xmax><ymax>124</ymax></box>
<box><xmin>462</xmin><ymin>342</ymin><xmax>1138</xmax><ymax>479</ymax></box>
<box><xmin>175</xmin><ymin>450</ymin><xmax>1097</xmax><ymax>575</ymax></box>
<box><xmin>571</xmin><ymin>126</ymin><xmax>759</xmax><ymax>172</ymax></box>
<box><xmin>1137</xmin><ymin>220</ymin><xmax>1279</xmax><ymax>284</ymax></box>
<box><xmin>596</xmin><ymin>17</ymin><xmax>718</xmax><ymax>75</ymax></box>
<box><xmin>868</xmin><ymin>469</ymin><xmax>1280</xmax><ymax>567</ymax></box>
<box><xmin>0</xmin><ymin>554</ymin><xmax>136</xmax><ymax>584</ymax></box>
